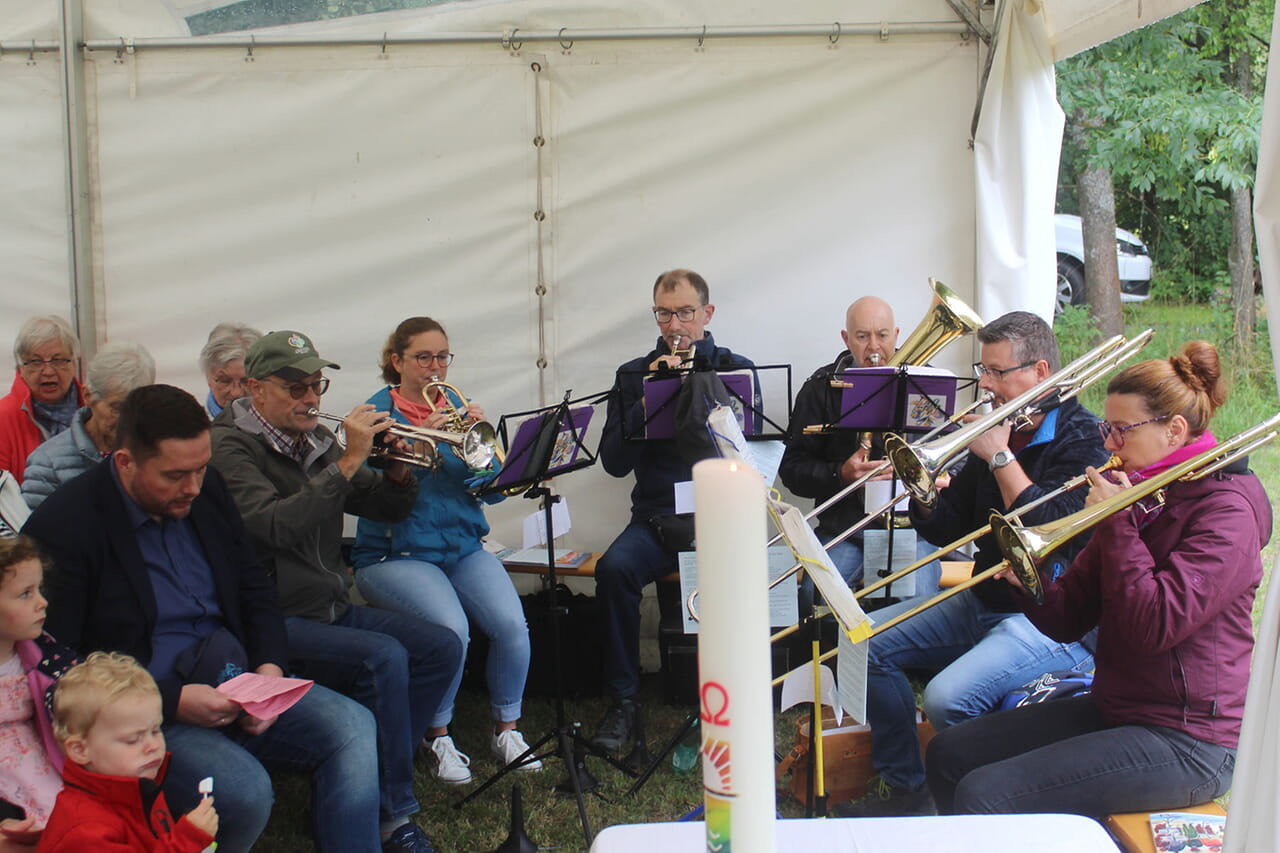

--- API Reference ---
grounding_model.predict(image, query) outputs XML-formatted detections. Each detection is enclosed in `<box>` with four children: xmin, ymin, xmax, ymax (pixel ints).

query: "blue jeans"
<box><xmin>926</xmin><ymin>695</ymin><xmax>1236</xmax><ymax>817</ymax></box>
<box><xmin>356</xmin><ymin>549</ymin><xmax>531</xmax><ymax>726</ymax></box>
<box><xmin>285</xmin><ymin>605</ymin><xmax>462</xmax><ymax>821</ymax></box>
<box><xmin>163</xmin><ymin>683</ymin><xmax>380</xmax><ymax>853</ymax></box>
<box><xmin>595</xmin><ymin>521</ymin><xmax>677</xmax><ymax>699</ymax></box>
<box><xmin>799</xmin><ymin>534</ymin><xmax>943</xmax><ymax>612</ymax></box>
<box><xmin>866</xmin><ymin>588</ymin><xmax>1093</xmax><ymax>790</ymax></box>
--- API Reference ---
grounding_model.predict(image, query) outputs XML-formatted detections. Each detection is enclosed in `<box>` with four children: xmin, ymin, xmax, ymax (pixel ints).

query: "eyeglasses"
<box><xmin>411</xmin><ymin>352</ymin><xmax>455</xmax><ymax>368</ymax></box>
<box><xmin>211</xmin><ymin>376</ymin><xmax>249</xmax><ymax>390</ymax></box>
<box><xmin>21</xmin><ymin>357</ymin><xmax>74</xmax><ymax>371</ymax></box>
<box><xmin>1097</xmin><ymin>415</ymin><xmax>1169</xmax><ymax>447</ymax></box>
<box><xmin>652</xmin><ymin>306</ymin><xmax>701</xmax><ymax>324</ymax></box>
<box><xmin>973</xmin><ymin>361</ymin><xmax>1037</xmax><ymax>380</ymax></box>
<box><xmin>263</xmin><ymin>378</ymin><xmax>330</xmax><ymax>399</ymax></box>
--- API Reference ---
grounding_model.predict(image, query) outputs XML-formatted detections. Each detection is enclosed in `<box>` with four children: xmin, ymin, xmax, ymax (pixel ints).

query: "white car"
<box><xmin>1054</xmin><ymin>213</ymin><xmax>1153</xmax><ymax>314</ymax></box>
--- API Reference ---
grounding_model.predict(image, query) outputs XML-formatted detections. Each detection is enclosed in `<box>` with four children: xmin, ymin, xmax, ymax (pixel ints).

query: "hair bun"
<box><xmin>1173</xmin><ymin>340</ymin><xmax>1226</xmax><ymax>411</ymax></box>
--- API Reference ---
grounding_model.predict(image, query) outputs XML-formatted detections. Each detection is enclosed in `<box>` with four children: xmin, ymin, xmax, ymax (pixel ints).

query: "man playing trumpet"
<box><xmin>210</xmin><ymin>329</ymin><xmax>460</xmax><ymax>853</ymax></box>
<box><xmin>837</xmin><ymin>311</ymin><xmax>1108</xmax><ymax>817</ymax></box>
<box><xmin>590</xmin><ymin>269</ymin><xmax>754</xmax><ymax>754</ymax></box>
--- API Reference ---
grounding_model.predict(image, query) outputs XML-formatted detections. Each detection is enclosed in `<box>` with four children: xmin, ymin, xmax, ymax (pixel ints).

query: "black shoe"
<box><xmin>590</xmin><ymin>698</ymin><xmax>640</xmax><ymax>752</ymax></box>
<box><xmin>829</xmin><ymin>775</ymin><xmax>936</xmax><ymax>818</ymax></box>
<box><xmin>382</xmin><ymin>821</ymin><xmax>437</xmax><ymax>853</ymax></box>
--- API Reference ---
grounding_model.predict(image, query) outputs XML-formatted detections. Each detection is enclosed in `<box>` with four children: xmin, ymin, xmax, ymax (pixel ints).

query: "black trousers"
<box><xmin>925</xmin><ymin>695</ymin><xmax>1235</xmax><ymax>818</ymax></box>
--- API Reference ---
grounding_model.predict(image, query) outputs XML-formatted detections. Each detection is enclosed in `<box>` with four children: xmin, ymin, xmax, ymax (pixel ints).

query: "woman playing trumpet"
<box><xmin>351</xmin><ymin>317</ymin><xmax>537</xmax><ymax>785</ymax></box>
<box><xmin>926</xmin><ymin>340</ymin><xmax>1270</xmax><ymax>818</ymax></box>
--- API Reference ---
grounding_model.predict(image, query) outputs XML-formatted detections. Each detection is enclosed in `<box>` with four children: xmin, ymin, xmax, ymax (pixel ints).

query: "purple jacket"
<box><xmin>1020</xmin><ymin>464</ymin><xmax>1271</xmax><ymax>748</ymax></box>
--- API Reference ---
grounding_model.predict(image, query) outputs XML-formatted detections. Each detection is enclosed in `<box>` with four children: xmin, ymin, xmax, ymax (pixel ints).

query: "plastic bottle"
<box><xmin>671</xmin><ymin>723</ymin><xmax>701</xmax><ymax>773</ymax></box>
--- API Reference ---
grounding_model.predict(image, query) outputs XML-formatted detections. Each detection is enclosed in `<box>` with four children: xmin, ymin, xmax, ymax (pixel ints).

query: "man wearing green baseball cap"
<box><xmin>210</xmin><ymin>329</ymin><xmax>459</xmax><ymax>853</ymax></box>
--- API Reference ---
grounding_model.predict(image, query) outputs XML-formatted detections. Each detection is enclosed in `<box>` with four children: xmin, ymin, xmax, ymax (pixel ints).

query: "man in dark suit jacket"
<box><xmin>24</xmin><ymin>385</ymin><xmax>422</xmax><ymax>853</ymax></box>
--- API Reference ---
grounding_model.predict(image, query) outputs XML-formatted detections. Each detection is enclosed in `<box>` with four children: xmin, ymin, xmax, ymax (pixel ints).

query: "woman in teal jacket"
<box><xmin>352</xmin><ymin>317</ymin><xmax>536</xmax><ymax>786</ymax></box>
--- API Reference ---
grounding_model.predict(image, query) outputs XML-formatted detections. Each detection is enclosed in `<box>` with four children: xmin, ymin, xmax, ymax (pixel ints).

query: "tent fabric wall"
<box><xmin>51</xmin><ymin>7</ymin><xmax>985</xmax><ymax>550</ymax></box>
<box><xmin>0</xmin><ymin>53</ymin><xmax>73</xmax><ymax>348</ymax></box>
<box><xmin>974</xmin><ymin>0</ymin><xmax>1063</xmax><ymax>323</ymax></box>
<box><xmin>1225</xmin><ymin>5</ymin><xmax>1280</xmax><ymax>852</ymax></box>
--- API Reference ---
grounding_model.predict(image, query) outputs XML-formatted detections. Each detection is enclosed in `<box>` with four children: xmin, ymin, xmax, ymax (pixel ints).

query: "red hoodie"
<box><xmin>37</xmin><ymin>756</ymin><xmax>213</xmax><ymax>853</ymax></box>
<box><xmin>1021</xmin><ymin>448</ymin><xmax>1272</xmax><ymax>748</ymax></box>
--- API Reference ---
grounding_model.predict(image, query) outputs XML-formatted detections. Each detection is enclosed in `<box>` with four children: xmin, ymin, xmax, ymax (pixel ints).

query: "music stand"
<box><xmin>455</xmin><ymin>390</ymin><xmax>632</xmax><ymax>849</ymax></box>
<box><xmin>624</xmin><ymin>362</ymin><xmax>793</xmax><ymax>443</ymax></box>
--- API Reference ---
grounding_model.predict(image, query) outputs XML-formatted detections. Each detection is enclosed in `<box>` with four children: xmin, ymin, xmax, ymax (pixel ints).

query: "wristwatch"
<box><xmin>989</xmin><ymin>449</ymin><xmax>1015</xmax><ymax>472</ymax></box>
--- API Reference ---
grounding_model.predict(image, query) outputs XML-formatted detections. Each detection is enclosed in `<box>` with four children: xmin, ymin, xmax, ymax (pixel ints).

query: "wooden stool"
<box><xmin>1104</xmin><ymin>801</ymin><xmax>1226</xmax><ymax>853</ymax></box>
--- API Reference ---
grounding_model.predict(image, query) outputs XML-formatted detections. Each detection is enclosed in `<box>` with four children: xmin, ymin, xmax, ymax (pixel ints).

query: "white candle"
<box><xmin>694</xmin><ymin>458</ymin><xmax>775</xmax><ymax>853</ymax></box>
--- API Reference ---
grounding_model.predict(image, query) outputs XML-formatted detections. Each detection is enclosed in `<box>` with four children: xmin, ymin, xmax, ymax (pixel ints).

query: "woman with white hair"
<box><xmin>0</xmin><ymin>316</ymin><xmax>83</xmax><ymax>483</ymax></box>
<box><xmin>199</xmin><ymin>322</ymin><xmax>261</xmax><ymax>417</ymax></box>
<box><xmin>21</xmin><ymin>342</ymin><xmax>155</xmax><ymax>508</ymax></box>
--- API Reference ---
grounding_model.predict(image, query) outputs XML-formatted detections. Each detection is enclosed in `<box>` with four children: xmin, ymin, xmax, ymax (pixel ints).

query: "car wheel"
<box><xmin>1055</xmin><ymin>256</ymin><xmax>1085</xmax><ymax>314</ymax></box>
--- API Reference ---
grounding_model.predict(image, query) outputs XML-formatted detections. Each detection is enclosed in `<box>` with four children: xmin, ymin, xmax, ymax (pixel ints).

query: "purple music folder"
<box><xmin>642</xmin><ymin>371</ymin><xmax>756</xmax><ymax>439</ymax></box>
<box><xmin>835</xmin><ymin>366</ymin><xmax>958</xmax><ymax>431</ymax></box>
<box><xmin>491</xmin><ymin>405</ymin><xmax>595</xmax><ymax>490</ymax></box>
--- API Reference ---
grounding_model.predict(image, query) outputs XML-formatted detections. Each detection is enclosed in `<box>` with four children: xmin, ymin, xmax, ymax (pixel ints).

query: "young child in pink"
<box><xmin>0</xmin><ymin>536</ymin><xmax>77</xmax><ymax>851</ymax></box>
<box><xmin>39</xmin><ymin>652</ymin><xmax>218</xmax><ymax>853</ymax></box>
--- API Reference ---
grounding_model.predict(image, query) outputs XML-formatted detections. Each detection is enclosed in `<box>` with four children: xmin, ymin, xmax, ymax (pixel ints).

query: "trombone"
<box><xmin>306</xmin><ymin>408</ymin><xmax>503</xmax><ymax>473</ymax></box>
<box><xmin>768</xmin><ymin>456</ymin><xmax>1122</xmax><ymax>644</ymax></box>
<box><xmin>785</xmin><ymin>411</ymin><xmax>1280</xmax><ymax>677</ymax></box>
<box><xmin>992</xmin><ymin>410</ymin><xmax>1280</xmax><ymax>604</ymax></box>
<box><xmin>692</xmin><ymin>329</ymin><xmax>1154</xmax><ymax>625</ymax></box>
<box><xmin>885</xmin><ymin>329</ymin><xmax>1156</xmax><ymax>505</ymax></box>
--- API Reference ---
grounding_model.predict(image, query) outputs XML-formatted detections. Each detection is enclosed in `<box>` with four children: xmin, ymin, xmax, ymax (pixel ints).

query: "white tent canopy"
<box><xmin>4</xmin><ymin>2</ymin><xmax>1278</xmax><ymax>847</ymax></box>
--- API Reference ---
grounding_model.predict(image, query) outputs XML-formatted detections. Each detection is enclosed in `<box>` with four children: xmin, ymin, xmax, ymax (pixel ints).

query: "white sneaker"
<box><xmin>491</xmin><ymin>729</ymin><xmax>543</xmax><ymax>772</ymax></box>
<box><xmin>425</xmin><ymin>735</ymin><xmax>472</xmax><ymax>784</ymax></box>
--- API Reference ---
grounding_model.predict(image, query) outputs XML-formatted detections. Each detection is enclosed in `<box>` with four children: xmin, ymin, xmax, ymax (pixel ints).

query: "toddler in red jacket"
<box><xmin>38</xmin><ymin>652</ymin><xmax>218</xmax><ymax>853</ymax></box>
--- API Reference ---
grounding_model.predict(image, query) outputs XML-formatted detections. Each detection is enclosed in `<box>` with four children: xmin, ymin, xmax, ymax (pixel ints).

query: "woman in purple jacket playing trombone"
<box><xmin>925</xmin><ymin>340</ymin><xmax>1271</xmax><ymax>818</ymax></box>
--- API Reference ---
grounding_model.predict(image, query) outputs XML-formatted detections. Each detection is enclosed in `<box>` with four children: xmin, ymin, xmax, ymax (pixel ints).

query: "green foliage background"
<box><xmin>1055</xmin><ymin>0</ymin><xmax>1273</xmax><ymax>301</ymax></box>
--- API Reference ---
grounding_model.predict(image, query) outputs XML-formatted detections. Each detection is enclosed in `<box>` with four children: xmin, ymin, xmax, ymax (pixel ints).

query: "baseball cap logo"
<box><xmin>287</xmin><ymin>334</ymin><xmax>310</xmax><ymax>352</ymax></box>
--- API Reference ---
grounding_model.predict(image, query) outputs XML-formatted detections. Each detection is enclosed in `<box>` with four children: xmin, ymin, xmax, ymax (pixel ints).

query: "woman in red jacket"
<box><xmin>924</xmin><ymin>340</ymin><xmax>1270</xmax><ymax>818</ymax></box>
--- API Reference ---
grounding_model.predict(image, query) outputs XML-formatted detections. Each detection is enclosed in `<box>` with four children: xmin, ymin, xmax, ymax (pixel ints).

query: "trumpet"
<box><xmin>663</xmin><ymin>334</ymin><xmax>694</xmax><ymax>364</ymax></box>
<box><xmin>884</xmin><ymin>329</ymin><xmax>1156</xmax><ymax>505</ymax></box>
<box><xmin>306</xmin><ymin>408</ymin><xmax>502</xmax><ymax>473</ymax></box>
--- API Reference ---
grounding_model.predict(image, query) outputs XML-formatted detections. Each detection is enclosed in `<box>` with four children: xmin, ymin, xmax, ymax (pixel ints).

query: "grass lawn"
<box><xmin>258</xmin><ymin>300</ymin><xmax>1280</xmax><ymax>852</ymax></box>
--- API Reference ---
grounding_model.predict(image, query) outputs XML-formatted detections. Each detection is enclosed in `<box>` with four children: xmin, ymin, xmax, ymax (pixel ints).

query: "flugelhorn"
<box><xmin>806</xmin><ymin>278</ymin><xmax>984</xmax><ymax>435</ymax></box>
<box><xmin>422</xmin><ymin>379</ymin><xmax>506</xmax><ymax>468</ymax></box>
<box><xmin>885</xmin><ymin>329</ymin><xmax>1156</xmax><ymax>506</ymax></box>
<box><xmin>991</xmin><ymin>411</ymin><xmax>1280</xmax><ymax>604</ymax></box>
<box><xmin>306</xmin><ymin>408</ymin><xmax>502</xmax><ymax>473</ymax></box>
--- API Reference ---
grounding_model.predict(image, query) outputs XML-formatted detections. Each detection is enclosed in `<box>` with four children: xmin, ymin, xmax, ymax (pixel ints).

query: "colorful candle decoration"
<box><xmin>693</xmin><ymin>458</ymin><xmax>776</xmax><ymax>853</ymax></box>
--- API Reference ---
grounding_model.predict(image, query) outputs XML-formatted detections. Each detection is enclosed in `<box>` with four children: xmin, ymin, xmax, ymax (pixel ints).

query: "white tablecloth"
<box><xmin>590</xmin><ymin>814</ymin><xmax>1121</xmax><ymax>853</ymax></box>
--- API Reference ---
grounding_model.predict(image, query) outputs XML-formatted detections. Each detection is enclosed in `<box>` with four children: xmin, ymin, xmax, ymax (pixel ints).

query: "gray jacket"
<box><xmin>22</xmin><ymin>406</ymin><xmax>103</xmax><ymax>509</ymax></box>
<box><xmin>209</xmin><ymin>399</ymin><xmax>418</xmax><ymax>623</ymax></box>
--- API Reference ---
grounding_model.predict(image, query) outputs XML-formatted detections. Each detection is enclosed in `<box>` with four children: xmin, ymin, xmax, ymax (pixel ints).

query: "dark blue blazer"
<box><xmin>22</xmin><ymin>457</ymin><xmax>288</xmax><ymax>722</ymax></box>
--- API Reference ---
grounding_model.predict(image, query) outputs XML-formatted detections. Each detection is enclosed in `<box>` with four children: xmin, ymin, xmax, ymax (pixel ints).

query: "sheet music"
<box><xmin>778</xmin><ymin>661</ymin><xmax>842</xmax><ymax>725</ymax></box>
<box><xmin>771</xmin><ymin>499</ymin><xmax>870</xmax><ymax>635</ymax></box>
<box><xmin>837</xmin><ymin>625</ymin><xmax>870</xmax><ymax>724</ymax></box>
<box><xmin>862</xmin><ymin>528</ymin><xmax>920</xmax><ymax>598</ymax></box>
<box><xmin>679</xmin><ymin>545</ymin><xmax>798</xmax><ymax>634</ymax></box>
<box><xmin>707</xmin><ymin>405</ymin><xmax>783</xmax><ymax>485</ymax></box>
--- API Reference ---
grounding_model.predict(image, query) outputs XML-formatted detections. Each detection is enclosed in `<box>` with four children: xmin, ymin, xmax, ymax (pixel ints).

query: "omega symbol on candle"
<box><xmin>700</xmin><ymin>681</ymin><xmax>730</xmax><ymax>726</ymax></box>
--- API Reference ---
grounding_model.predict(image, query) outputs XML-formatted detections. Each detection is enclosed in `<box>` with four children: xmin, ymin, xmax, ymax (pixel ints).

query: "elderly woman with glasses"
<box><xmin>351</xmin><ymin>316</ymin><xmax>536</xmax><ymax>786</ymax></box>
<box><xmin>0</xmin><ymin>316</ymin><xmax>84</xmax><ymax>483</ymax></box>
<box><xmin>199</xmin><ymin>322</ymin><xmax>261</xmax><ymax>418</ymax></box>
<box><xmin>22</xmin><ymin>342</ymin><xmax>155</xmax><ymax>509</ymax></box>
<box><xmin>926</xmin><ymin>340</ymin><xmax>1270</xmax><ymax>819</ymax></box>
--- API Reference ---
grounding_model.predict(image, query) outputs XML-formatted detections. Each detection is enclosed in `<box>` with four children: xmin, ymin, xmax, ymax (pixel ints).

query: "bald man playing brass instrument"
<box><xmin>780</xmin><ymin>296</ymin><xmax>942</xmax><ymax>600</ymax></box>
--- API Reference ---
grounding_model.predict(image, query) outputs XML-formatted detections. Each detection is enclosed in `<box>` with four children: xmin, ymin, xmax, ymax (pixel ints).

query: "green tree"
<box><xmin>1055</xmin><ymin>1</ymin><xmax>1269</xmax><ymax>340</ymax></box>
